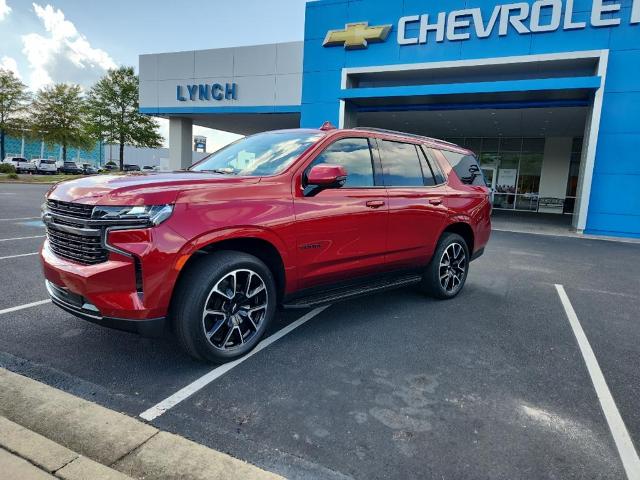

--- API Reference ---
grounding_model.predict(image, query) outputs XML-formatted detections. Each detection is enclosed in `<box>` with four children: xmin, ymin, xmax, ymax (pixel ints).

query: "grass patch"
<box><xmin>0</xmin><ymin>173</ymin><xmax>86</xmax><ymax>183</ymax></box>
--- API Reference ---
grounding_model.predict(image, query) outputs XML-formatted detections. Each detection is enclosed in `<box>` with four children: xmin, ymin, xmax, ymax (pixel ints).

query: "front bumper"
<box><xmin>46</xmin><ymin>279</ymin><xmax>166</xmax><ymax>337</ymax></box>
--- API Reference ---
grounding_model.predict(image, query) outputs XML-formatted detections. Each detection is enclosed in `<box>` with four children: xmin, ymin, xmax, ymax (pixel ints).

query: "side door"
<box><xmin>378</xmin><ymin>139</ymin><xmax>449</xmax><ymax>270</ymax></box>
<box><xmin>293</xmin><ymin>136</ymin><xmax>388</xmax><ymax>290</ymax></box>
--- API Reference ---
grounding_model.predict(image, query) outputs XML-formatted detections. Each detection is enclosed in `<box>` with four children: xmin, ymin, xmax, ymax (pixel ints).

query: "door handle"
<box><xmin>366</xmin><ymin>200</ymin><xmax>386</xmax><ymax>209</ymax></box>
<box><xmin>429</xmin><ymin>198</ymin><xmax>443</xmax><ymax>206</ymax></box>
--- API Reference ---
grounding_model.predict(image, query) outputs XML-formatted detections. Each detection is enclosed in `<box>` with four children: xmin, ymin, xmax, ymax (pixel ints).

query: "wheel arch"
<box><xmin>441</xmin><ymin>221</ymin><xmax>475</xmax><ymax>254</ymax></box>
<box><xmin>174</xmin><ymin>231</ymin><xmax>288</xmax><ymax>304</ymax></box>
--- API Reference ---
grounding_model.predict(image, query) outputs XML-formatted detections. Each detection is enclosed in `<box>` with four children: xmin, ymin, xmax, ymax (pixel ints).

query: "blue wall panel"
<box><xmin>301</xmin><ymin>0</ymin><xmax>640</xmax><ymax>237</ymax></box>
<box><xmin>2</xmin><ymin>135</ymin><xmax>101</xmax><ymax>163</ymax></box>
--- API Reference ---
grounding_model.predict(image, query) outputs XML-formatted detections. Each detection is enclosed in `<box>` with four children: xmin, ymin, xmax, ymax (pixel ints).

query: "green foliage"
<box><xmin>0</xmin><ymin>69</ymin><xmax>31</xmax><ymax>160</ymax></box>
<box><xmin>86</xmin><ymin>67</ymin><xmax>163</xmax><ymax>169</ymax></box>
<box><xmin>6</xmin><ymin>172</ymin><xmax>18</xmax><ymax>180</ymax></box>
<box><xmin>0</xmin><ymin>162</ymin><xmax>16</xmax><ymax>173</ymax></box>
<box><xmin>31</xmin><ymin>83</ymin><xmax>92</xmax><ymax>161</ymax></box>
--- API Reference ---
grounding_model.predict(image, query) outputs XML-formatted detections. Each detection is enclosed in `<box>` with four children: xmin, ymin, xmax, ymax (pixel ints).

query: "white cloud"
<box><xmin>0</xmin><ymin>0</ymin><xmax>11</xmax><ymax>21</ymax></box>
<box><xmin>0</xmin><ymin>56</ymin><xmax>21</xmax><ymax>79</ymax></box>
<box><xmin>21</xmin><ymin>3</ymin><xmax>117</xmax><ymax>90</ymax></box>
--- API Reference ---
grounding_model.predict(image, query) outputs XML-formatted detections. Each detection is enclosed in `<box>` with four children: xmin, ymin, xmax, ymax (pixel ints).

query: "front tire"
<box><xmin>421</xmin><ymin>233</ymin><xmax>470</xmax><ymax>299</ymax></box>
<box><xmin>171</xmin><ymin>251</ymin><xmax>276</xmax><ymax>363</ymax></box>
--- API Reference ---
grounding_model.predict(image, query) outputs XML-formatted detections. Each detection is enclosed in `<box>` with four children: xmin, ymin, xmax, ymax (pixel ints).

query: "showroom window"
<box><xmin>445</xmin><ymin>137</ymin><xmax>545</xmax><ymax>212</ymax></box>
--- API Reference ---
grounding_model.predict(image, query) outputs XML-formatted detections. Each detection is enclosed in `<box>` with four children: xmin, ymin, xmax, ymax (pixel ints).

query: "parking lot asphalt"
<box><xmin>0</xmin><ymin>182</ymin><xmax>639</xmax><ymax>479</ymax></box>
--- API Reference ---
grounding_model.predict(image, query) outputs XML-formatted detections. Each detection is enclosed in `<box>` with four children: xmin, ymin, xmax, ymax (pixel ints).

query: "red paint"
<box><xmin>41</xmin><ymin>128</ymin><xmax>491</xmax><ymax>324</ymax></box>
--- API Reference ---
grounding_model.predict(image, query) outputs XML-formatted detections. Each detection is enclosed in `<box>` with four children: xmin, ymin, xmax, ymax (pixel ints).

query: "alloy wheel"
<box><xmin>439</xmin><ymin>242</ymin><xmax>467</xmax><ymax>294</ymax></box>
<box><xmin>201</xmin><ymin>269</ymin><xmax>268</xmax><ymax>351</ymax></box>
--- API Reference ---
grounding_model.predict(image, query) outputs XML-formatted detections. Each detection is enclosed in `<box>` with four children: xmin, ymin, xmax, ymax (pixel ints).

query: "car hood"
<box><xmin>47</xmin><ymin>171</ymin><xmax>261</xmax><ymax>205</ymax></box>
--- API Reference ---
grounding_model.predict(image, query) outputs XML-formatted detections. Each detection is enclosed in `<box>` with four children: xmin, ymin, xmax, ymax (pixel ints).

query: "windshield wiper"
<box><xmin>198</xmin><ymin>168</ymin><xmax>237</xmax><ymax>175</ymax></box>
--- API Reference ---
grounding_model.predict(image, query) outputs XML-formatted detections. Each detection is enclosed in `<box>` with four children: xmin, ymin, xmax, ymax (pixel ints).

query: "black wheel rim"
<box><xmin>439</xmin><ymin>242</ymin><xmax>467</xmax><ymax>294</ymax></box>
<box><xmin>201</xmin><ymin>269</ymin><xmax>268</xmax><ymax>351</ymax></box>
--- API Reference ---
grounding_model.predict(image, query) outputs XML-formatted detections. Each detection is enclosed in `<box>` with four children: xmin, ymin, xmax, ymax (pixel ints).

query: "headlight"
<box><xmin>91</xmin><ymin>204</ymin><xmax>174</xmax><ymax>226</ymax></box>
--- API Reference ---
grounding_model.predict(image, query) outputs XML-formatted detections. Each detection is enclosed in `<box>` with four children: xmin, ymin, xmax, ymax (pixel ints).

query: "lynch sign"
<box><xmin>177</xmin><ymin>83</ymin><xmax>238</xmax><ymax>102</ymax></box>
<box><xmin>397</xmin><ymin>0</ymin><xmax>640</xmax><ymax>45</ymax></box>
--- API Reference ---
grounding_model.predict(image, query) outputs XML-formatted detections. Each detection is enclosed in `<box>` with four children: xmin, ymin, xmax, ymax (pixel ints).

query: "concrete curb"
<box><xmin>0</xmin><ymin>416</ymin><xmax>133</xmax><ymax>479</ymax></box>
<box><xmin>0</xmin><ymin>368</ymin><xmax>284</xmax><ymax>480</ymax></box>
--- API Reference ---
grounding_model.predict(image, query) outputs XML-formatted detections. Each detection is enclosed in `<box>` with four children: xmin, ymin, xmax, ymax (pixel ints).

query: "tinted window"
<box><xmin>191</xmin><ymin>131</ymin><xmax>323</xmax><ymax>176</ymax></box>
<box><xmin>440</xmin><ymin>150</ymin><xmax>485</xmax><ymax>186</ymax></box>
<box><xmin>416</xmin><ymin>148</ymin><xmax>437</xmax><ymax>186</ymax></box>
<box><xmin>380</xmin><ymin>141</ymin><xmax>424</xmax><ymax>187</ymax></box>
<box><xmin>308</xmin><ymin>138</ymin><xmax>374</xmax><ymax>187</ymax></box>
<box><xmin>424</xmin><ymin>148</ymin><xmax>447</xmax><ymax>184</ymax></box>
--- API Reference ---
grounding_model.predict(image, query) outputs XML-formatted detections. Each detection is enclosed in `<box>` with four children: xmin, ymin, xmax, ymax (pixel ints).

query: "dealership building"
<box><xmin>139</xmin><ymin>0</ymin><xmax>640</xmax><ymax>239</ymax></box>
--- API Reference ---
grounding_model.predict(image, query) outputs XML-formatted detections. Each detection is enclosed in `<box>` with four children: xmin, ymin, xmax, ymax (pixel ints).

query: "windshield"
<box><xmin>190</xmin><ymin>131</ymin><xmax>323</xmax><ymax>176</ymax></box>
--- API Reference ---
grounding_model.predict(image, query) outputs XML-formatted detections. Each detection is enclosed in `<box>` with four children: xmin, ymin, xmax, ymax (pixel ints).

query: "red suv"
<box><xmin>41</xmin><ymin>126</ymin><xmax>491</xmax><ymax>362</ymax></box>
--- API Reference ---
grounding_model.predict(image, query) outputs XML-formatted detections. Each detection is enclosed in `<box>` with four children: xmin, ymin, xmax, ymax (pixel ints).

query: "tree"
<box><xmin>0</xmin><ymin>69</ymin><xmax>30</xmax><ymax>161</ymax></box>
<box><xmin>31</xmin><ymin>83</ymin><xmax>91</xmax><ymax>161</ymax></box>
<box><xmin>86</xmin><ymin>66</ymin><xmax>162</xmax><ymax>170</ymax></box>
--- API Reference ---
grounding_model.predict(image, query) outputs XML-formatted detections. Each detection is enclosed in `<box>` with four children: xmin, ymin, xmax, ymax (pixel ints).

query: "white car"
<box><xmin>3</xmin><ymin>157</ymin><xmax>36</xmax><ymax>173</ymax></box>
<box><xmin>34</xmin><ymin>158</ymin><xmax>58</xmax><ymax>174</ymax></box>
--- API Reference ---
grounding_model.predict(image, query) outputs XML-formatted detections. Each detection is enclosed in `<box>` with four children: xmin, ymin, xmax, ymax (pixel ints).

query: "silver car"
<box><xmin>34</xmin><ymin>158</ymin><xmax>58</xmax><ymax>174</ymax></box>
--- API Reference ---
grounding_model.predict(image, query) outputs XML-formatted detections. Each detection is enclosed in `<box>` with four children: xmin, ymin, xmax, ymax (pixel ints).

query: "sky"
<box><xmin>0</xmin><ymin>0</ymin><xmax>309</xmax><ymax>150</ymax></box>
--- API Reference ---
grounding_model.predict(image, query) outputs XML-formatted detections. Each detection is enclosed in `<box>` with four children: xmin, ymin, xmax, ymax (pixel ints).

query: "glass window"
<box><xmin>500</xmin><ymin>138</ymin><xmax>522</xmax><ymax>152</ymax></box>
<box><xmin>417</xmin><ymin>148</ymin><xmax>437</xmax><ymax>186</ymax></box>
<box><xmin>440</xmin><ymin>150</ymin><xmax>485</xmax><ymax>186</ymax></box>
<box><xmin>380</xmin><ymin>141</ymin><xmax>424</xmax><ymax>187</ymax></box>
<box><xmin>191</xmin><ymin>131</ymin><xmax>323</xmax><ymax>176</ymax></box>
<box><xmin>308</xmin><ymin>138</ymin><xmax>374</xmax><ymax>187</ymax></box>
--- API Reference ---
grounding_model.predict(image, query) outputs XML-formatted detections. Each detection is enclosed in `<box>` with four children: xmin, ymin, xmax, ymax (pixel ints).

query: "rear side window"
<box><xmin>308</xmin><ymin>137</ymin><xmax>374</xmax><ymax>187</ymax></box>
<box><xmin>380</xmin><ymin>141</ymin><xmax>424</xmax><ymax>187</ymax></box>
<box><xmin>440</xmin><ymin>150</ymin><xmax>486</xmax><ymax>186</ymax></box>
<box><xmin>416</xmin><ymin>148</ymin><xmax>438</xmax><ymax>186</ymax></box>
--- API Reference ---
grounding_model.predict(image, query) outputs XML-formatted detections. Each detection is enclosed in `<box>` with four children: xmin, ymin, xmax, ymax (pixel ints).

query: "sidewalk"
<box><xmin>0</xmin><ymin>368</ymin><xmax>283</xmax><ymax>480</ymax></box>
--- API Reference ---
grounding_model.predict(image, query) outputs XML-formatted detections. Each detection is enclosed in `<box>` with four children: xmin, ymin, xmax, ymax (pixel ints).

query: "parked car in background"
<box><xmin>82</xmin><ymin>165</ymin><xmax>99</xmax><ymax>175</ymax></box>
<box><xmin>104</xmin><ymin>163</ymin><xmax>119</xmax><ymax>172</ymax></box>
<box><xmin>40</xmin><ymin>126</ymin><xmax>492</xmax><ymax>363</ymax></box>
<box><xmin>34</xmin><ymin>158</ymin><xmax>58</xmax><ymax>175</ymax></box>
<box><xmin>58</xmin><ymin>161</ymin><xmax>83</xmax><ymax>175</ymax></box>
<box><xmin>3</xmin><ymin>157</ymin><xmax>36</xmax><ymax>173</ymax></box>
<box><xmin>123</xmin><ymin>164</ymin><xmax>141</xmax><ymax>172</ymax></box>
<box><xmin>142</xmin><ymin>165</ymin><xmax>158</xmax><ymax>172</ymax></box>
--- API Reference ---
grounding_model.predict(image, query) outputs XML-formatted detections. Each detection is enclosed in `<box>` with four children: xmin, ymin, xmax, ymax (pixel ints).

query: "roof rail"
<box><xmin>353</xmin><ymin>127</ymin><xmax>461</xmax><ymax>148</ymax></box>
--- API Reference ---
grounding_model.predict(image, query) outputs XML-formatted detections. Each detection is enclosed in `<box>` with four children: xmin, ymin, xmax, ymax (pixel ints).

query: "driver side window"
<box><xmin>307</xmin><ymin>138</ymin><xmax>375</xmax><ymax>188</ymax></box>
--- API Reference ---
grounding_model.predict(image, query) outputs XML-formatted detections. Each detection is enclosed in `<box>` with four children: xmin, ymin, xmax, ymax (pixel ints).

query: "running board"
<box><xmin>282</xmin><ymin>273</ymin><xmax>423</xmax><ymax>309</ymax></box>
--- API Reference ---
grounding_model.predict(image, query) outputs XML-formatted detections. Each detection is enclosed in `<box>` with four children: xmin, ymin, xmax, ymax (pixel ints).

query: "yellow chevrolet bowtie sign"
<box><xmin>323</xmin><ymin>22</ymin><xmax>392</xmax><ymax>50</ymax></box>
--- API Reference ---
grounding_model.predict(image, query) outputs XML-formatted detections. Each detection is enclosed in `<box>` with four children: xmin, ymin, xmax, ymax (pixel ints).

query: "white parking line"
<box><xmin>0</xmin><ymin>300</ymin><xmax>51</xmax><ymax>316</ymax></box>
<box><xmin>0</xmin><ymin>252</ymin><xmax>39</xmax><ymax>260</ymax></box>
<box><xmin>555</xmin><ymin>284</ymin><xmax>640</xmax><ymax>480</ymax></box>
<box><xmin>0</xmin><ymin>217</ymin><xmax>41</xmax><ymax>221</ymax></box>
<box><xmin>140</xmin><ymin>305</ymin><xmax>331</xmax><ymax>421</ymax></box>
<box><xmin>0</xmin><ymin>235</ymin><xmax>45</xmax><ymax>242</ymax></box>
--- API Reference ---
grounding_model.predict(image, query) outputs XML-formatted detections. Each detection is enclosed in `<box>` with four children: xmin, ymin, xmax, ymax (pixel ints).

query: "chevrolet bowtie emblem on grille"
<box><xmin>323</xmin><ymin>22</ymin><xmax>392</xmax><ymax>50</ymax></box>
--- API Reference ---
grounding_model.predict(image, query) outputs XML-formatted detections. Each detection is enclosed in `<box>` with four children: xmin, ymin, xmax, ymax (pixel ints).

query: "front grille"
<box><xmin>44</xmin><ymin>200</ymin><xmax>109</xmax><ymax>265</ymax></box>
<box><xmin>47</xmin><ymin>225</ymin><xmax>108</xmax><ymax>265</ymax></box>
<box><xmin>46</xmin><ymin>199</ymin><xmax>94</xmax><ymax>219</ymax></box>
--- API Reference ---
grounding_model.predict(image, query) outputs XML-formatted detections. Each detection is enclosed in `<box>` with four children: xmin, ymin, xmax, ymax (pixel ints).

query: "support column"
<box><xmin>538</xmin><ymin>137</ymin><xmax>572</xmax><ymax>214</ymax></box>
<box><xmin>169</xmin><ymin>117</ymin><xmax>193</xmax><ymax>170</ymax></box>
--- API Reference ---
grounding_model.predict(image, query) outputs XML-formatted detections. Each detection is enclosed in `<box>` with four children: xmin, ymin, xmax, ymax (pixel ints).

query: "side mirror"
<box><xmin>306</xmin><ymin>164</ymin><xmax>347</xmax><ymax>189</ymax></box>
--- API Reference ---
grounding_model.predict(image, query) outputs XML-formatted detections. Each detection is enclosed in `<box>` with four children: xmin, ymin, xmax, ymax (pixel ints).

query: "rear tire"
<box><xmin>421</xmin><ymin>233</ymin><xmax>470</xmax><ymax>299</ymax></box>
<box><xmin>171</xmin><ymin>251</ymin><xmax>276</xmax><ymax>363</ymax></box>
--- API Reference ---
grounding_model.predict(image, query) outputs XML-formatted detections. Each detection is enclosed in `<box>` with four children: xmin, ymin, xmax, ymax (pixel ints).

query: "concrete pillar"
<box><xmin>538</xmin><ymin>137</ymin><xmax>572</xmax><ymax>214</ymax></box>
<box><xmin>169</xmin><ymin>117</ymin><xmax>193</xmax><ymax>170</ymax></box>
